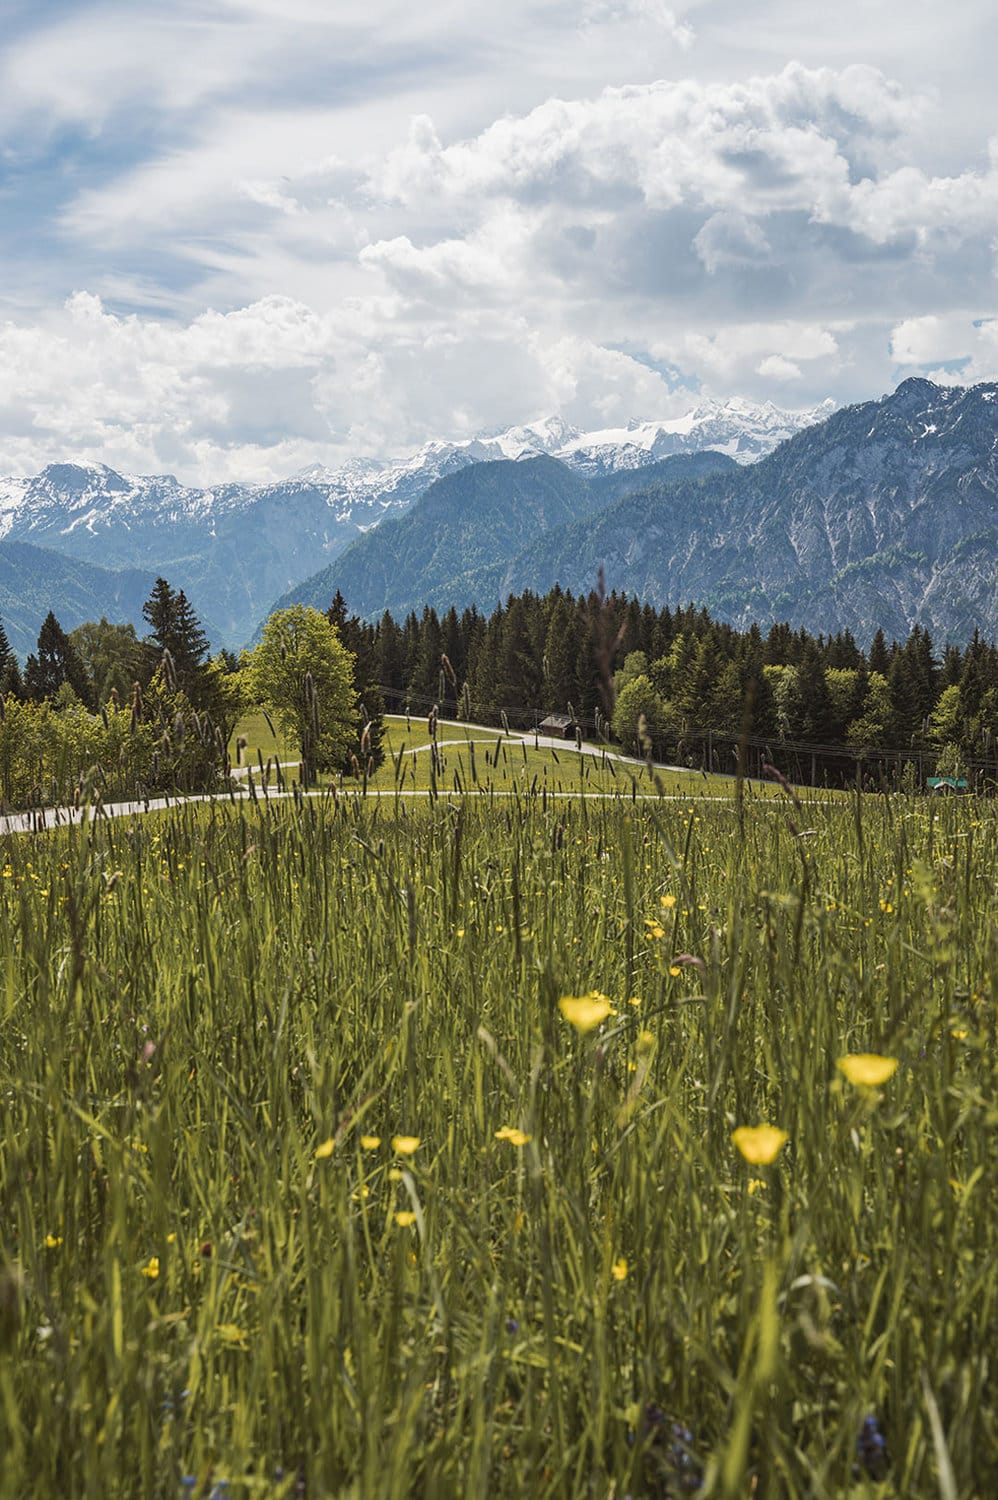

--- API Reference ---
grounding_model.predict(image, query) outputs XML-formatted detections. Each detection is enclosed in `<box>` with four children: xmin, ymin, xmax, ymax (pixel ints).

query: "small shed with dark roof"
<box><xmin>538</xmin><ymin>713</ymin><xmax>577</xmax><ymax>740</ymax></box>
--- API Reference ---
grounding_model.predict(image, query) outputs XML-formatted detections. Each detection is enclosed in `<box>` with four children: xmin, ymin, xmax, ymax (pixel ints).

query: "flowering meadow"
<box><xmin>0</xmin><ymin>782</ymin><xmax>995</xmax><ymax>1497</ymax></box>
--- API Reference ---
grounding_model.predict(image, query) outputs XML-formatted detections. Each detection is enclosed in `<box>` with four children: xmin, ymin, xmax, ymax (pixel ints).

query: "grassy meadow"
<box><xmin>230</xmin><ymin>713</ymin><xmax>780</xmax><ymax>803</ymax></box>
<box><xmin>0</xmin><ymin>777</ymin><xmax>995</xmax><ymax>1497</ymax></box>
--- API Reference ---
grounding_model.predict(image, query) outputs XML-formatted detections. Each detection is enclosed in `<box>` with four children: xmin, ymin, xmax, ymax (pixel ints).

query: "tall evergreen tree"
<box><xmin>868</xmin><ymin>628</ymin><xmax>891</xmax><ymax>678</ymax></box>
<box><xmin>374</xmin><ymin>610</ymin><xmax>406</xmax><ymax>695</ymax></box>
<box><xmin>543</xmin><ymin>594</ymin><xmax>580</xmax><ymax>713</ymax></box>
<box><xmin>142</xmin><ymin>578</ymin><xmax>209</xmax><ymax>694</ymax></box>
<box><xmin>24</xmin><ymin>612</ymin><xmax>92</xmax><ymax>706</ymax></box>
<box><xmin>408</xmin><ymin>607</ymin><xmax>444</xmax><ymax>705</ymax></box>
<box><xmin>0</xmin><ymin>618</ymin><xmax>23</xmax><ymax>700</ymax></box>
<box><xmin>327</xmin><ymin>590</ymin><xmax>386</xmax><ymax>769</ymax></box>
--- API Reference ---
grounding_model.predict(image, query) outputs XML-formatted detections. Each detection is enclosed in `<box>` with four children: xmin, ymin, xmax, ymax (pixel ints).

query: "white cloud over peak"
<box><xmin>2</xmin><ymin>2</ymin><xmax>997</xmax><ymax>480</ymax></box>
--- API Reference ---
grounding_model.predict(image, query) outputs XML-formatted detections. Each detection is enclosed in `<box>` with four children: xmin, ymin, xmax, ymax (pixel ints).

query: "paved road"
<box><xmin>0</xmin><ymin>721</ymin><xmax>748</xmax><ymax>838</ymax></box>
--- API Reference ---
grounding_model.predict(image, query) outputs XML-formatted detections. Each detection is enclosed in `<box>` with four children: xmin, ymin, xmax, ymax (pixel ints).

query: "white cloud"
<box><xmin>581</xmin><ymin>1</ymin><xmax>695</xmax><ymax>48</ymax></box>
<box><xmin>2</xmin><ymin>1</ymin><xmax>998</xmax><ymax>479</ymax></box>
<box><xmin>0</xmin><ymin>291</ymin><xmax>688</xmax><ymax>482</ymax></box>
<box><xmin>889</xmin><ymin>313</ymin><xmax>998</xmax><ymax>382</ymax></box>
<box><xmin>756</xmin><ymin>354</ymin><xmax>802</xmax><ymax>381</ymax></box>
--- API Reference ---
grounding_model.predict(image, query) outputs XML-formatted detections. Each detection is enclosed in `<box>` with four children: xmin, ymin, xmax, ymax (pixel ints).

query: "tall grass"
<box><xmin>0</xmin><ymin>786</ymin><xmax>995</xmax><ymax>1497</ymax></box>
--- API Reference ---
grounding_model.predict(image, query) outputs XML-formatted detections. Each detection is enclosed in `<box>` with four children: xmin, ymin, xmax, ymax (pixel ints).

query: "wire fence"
<box><xmin>373</xmin><ymin>682</ymin><xmax>997</xmax><ymax>791</ymax></box>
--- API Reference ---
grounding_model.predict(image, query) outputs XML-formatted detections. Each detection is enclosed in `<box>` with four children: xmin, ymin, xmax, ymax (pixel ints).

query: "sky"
<box><xmin>1</xmin><ymin>0</ymin><xmax>996</xmax><ymax>483</ymax></box>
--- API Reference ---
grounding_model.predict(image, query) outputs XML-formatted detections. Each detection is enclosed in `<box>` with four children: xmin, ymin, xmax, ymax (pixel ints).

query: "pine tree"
<box><xmin>142</xmin><ymin>578</ymin><xmax>211</xmax><ymax>704</ymax></box>
<box><xmin>171</xmin><ymin>591</ymin><xmax>209</xmax><ymax>680</ymax></box>
<box><xmin>0</xmin><ymin>618</ymin><xmax>23</xmax><ymax>700</ymax></box>
<box><xmin>374</xmin><ymin>611</ymin><xmax>406</xmax><ymax>697</ymax></box>
<box><xmin>543</xmin><ymin>594</ymin><xmax>580</xmax><ymax>713</ymax></box>
<box><xmin>326</xmin><ymin>591</ymin><xmax>386</xmax><ymax>770</ymax></box>
<box><xmin>868</xmin><ymin>628</ymin><xmax>891</xmax><ymax>678</ymax></box>
<box><xmin>794</xmin><ymin>638</ymin><xmax>835</xmax><ymax>742</ymax></box>
<box><xmin>408</xmin><ymin>608</ymin><xmax>443</xmax><ymax>706</ymax></box>
<box><xmin>24</xmin><ymin>612</ymin><xmax>92</xmax><ymax>706</ymax></box>
<box><xmin>494</xmin><ymin>595</ymin><xmax>544</xmax><ymax>717</ymax></box>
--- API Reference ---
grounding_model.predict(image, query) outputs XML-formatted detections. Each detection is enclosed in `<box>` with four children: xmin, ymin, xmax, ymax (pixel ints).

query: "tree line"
<box><xmin>354</xmin><ymin>585</ymin><xmax>998</xmax><ymax>787</ymax></box>
<box><xmin>0</xmin><ymin>581</ymin><xmax>369</xmax><ymax>811</ymax></box>
<box><xmin>3</xmin><ymin>576</ymin><xmax>997</xmax><ymax>807</ymax></box>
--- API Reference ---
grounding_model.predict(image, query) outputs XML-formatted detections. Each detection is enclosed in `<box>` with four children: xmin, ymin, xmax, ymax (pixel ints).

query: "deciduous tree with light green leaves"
<box><xmin>243</xmin><ymin>605</ymin><xmax>358</xmax><ymax>786</ymax></box>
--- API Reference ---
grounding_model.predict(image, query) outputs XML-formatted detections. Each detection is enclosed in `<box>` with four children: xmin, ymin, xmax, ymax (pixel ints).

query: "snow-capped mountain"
<box><xmin>0</xmin><ymin>396</ymin><xmax>834</xmax><ymax>648</ymax></box>
<box><xmin>272</xmin><ymin>378</ymin><xmax>998</xmax><ymax>645</ymax></box>
<box><xmin>555</xmin><ymin>397</ymin><xmax>839</xmax><ymax>473</ymax></box>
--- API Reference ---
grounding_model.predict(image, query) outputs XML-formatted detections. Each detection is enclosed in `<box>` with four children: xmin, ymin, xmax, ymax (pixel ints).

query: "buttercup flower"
<box><xmin>731</xmin><ymin>1125</ymin><xmax>788</xmax><ymax>1165</ymax></box>
<box><xmin>392</xmin><ymin>1135</ymin><xmax>421</xmax><ymax>1156</ymax></box>
<box><xmin>558</xmin><ymin>991</ymin><xmax>615</xmax><ymax>1033</ymax></box>
<box><xmin>837</xmin><ymin>1054</ymin><xmax>898</xmax><ymax>1087</ymax></box>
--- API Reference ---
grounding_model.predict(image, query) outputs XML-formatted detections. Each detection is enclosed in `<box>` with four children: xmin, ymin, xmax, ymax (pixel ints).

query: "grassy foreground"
<box><xmin>0</xmin><ymin>786</ymin><xmax>995</xmax><ymax>1498</ymax></box>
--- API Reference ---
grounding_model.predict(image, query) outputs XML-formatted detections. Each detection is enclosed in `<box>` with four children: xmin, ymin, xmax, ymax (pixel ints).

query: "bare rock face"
<box><xmin>486</xmin><ymin>379</ymin><xmax>998</xmax><ymax>644</ymax></box>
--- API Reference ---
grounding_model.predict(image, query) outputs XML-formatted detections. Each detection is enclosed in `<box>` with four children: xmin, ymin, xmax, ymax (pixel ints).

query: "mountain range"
<box><xmin>2</xmin><ymin>381</ymin><xmax>996</xmax><ymax>656</ymax></box>
<box><xmin>276</xmin><ymin>379</ymin><xmax>998</xmax><ymax>645</ymax></box>
<box><xmin>0</xmin><ymin>396</ymin><xmax>830</xmax><ymax>655</ymax></box>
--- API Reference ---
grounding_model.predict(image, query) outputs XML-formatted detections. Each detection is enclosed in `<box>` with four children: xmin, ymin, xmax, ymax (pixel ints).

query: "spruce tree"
<box><xmin>0</xmin><ymin>618</ymin><xmax>23</xmax><ymax>700</ymax></box>
<box><xmin>326</xmin><ymin>590</ymin><xmax>386</xmax><ymax>770</ymax></box>
<box><xmin>543</xmin><ymin>594</ymin><xmax>580</xmax><ymax>714</ymax></box>
<box><xmin>374</xmin><ymin>611</ymin><xmax>406</xmax><ymax>697</ymax></box>
<box><xmin>868</xmin><ymin>628</ymin><xmax>891</xmax><ymax>678</ymax></box>
<box><xmin>142</xmin><ymin>578</ymin><xmax>210</xmax><ymax>702</ymax></box>
<box><xmin>24</xmin><ymin>612</ymin><xmax>92</xmax><ymax>706</ymax></box>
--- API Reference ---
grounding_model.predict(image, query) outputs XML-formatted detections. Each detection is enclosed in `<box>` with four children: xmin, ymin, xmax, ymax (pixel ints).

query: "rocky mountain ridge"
<box><xmin>275</xmin><ymin>379</ymin><xmax>998</xmax><ymax>645</ymax></box>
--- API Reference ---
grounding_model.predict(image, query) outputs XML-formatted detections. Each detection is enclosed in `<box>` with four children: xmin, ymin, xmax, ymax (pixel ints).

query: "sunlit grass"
<box><xmin>0</xmin><ymin>786</ymin><xmax>995</xmax><ymax>1496</ymax></box>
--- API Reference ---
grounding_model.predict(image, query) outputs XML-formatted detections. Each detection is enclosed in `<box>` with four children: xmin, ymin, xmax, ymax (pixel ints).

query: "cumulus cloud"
<box><xmin>756</xmin><ymin>354</ymin><xmax>802</xmax><ymax>381</ymax></box>
<box><xmin>0</xmin><ymin>292</ymin><xmax>690</xmax><ymax>482</ymax></box>
<box><xmin>3</xmin><ymin>0</ymin><xmax>998</xmax><ymax>479</ymax></box>
<box><xmin>889</xmin><ymin>313</ymin><xmax>998</xmax><ymax>383</ymax></box>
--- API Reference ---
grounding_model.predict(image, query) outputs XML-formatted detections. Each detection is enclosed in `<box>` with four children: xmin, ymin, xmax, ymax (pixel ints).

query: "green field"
<box><xmin>0</xmin><ymin>783</ymin><xmax>995</xmax><ymax>1496</ymax></box>
<box><xmin>230</xmin><ymin>713</ymin><xmax>789</xmax><ymax>804</ymax></box>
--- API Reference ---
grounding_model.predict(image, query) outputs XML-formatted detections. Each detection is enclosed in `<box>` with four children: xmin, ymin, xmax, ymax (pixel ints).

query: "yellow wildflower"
<box><xmin>360</xmin><ymin>1135</ymin><xmax>381</xmax><ymax>1150</ymax></box>
<box><xmin>660</xmin><ymin>894</ymin><xmax>677</xmax><ymax>909</ymax></box>
<box><xmin>392</xmin><ymin>1135</ymin><xmax>421</xmax><ymax>1156</ymax></box>
<box><xmin>395</xmin><ymin>1211</ymin><xmax>417</xmax><ymax>1227</ymax></box>
<box><xmin>837</xmin><ymin>1054</ymin><xmax>898</xmax><ymax>1087</ymax></box>
<box><xmin>494</xmin><ymin>1126</ymin><xmax>531</xmax><ymax>1147</ymax></box>
<box><xmin>315</xmin><ymin>1137</ymin><xmax>335</xmax><ymax>1160</ymax></box>
<box><xmin>45</xmin><ymin>1234</ymin><xmax>63</xmax><ymax>1249</ymax></box>
<box><xmin>611</xmin><ymin>1257</ymin><xmax>628</xmax><ymax>1281</ymax></box>
<box><xmin>140</xmin><ymin>1257</ymin><xmax>160</xmax><ymax>1280</ymax></box>
<box><xmin>558</xmin><ymin>991</ymin><xmax>615</xmax><ymax>1033</ymax></box>
<box><xmin>731</xmin><ymin>1125</ymin><xmax>788</xmax><ymax>1165</ymax></box>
